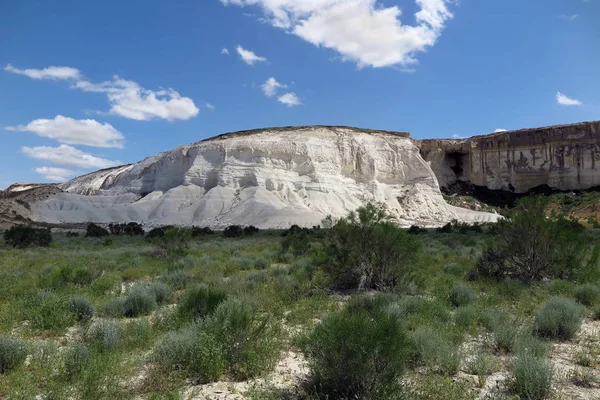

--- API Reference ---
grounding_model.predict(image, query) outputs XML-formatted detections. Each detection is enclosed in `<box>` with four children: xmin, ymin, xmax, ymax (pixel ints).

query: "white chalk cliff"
<box><xmin>32</xmin><ymin>127</ymin><xmax>499</xmax><ymax>228</ymax></box>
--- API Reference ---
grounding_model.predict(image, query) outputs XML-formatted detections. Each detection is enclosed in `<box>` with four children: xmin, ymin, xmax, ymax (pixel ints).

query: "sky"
<box><xmin>1</xmin><ymin>0</ymin><xmax>599</xmax><ymax>187</ymax></box>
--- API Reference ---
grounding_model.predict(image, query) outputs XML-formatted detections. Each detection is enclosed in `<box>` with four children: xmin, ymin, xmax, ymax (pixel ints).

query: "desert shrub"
<box><xmin>0</xmin><ymin>335</ymin><xmax>27</xmax><ymax>374</ymax></box>
<box><xmin>475</xmin><ymin>198</ymin><xmax>596</xmax><ymax>283</ymax></box>
<box><xmin>454</xmin><ymin>306</ymin><xmax>478</xmax><ymax>330</ymax></box>
<box><xmin>243</xmin><ymin>225</ymin><xmax>259</xmax><ymax>235</ymax></box>
<box><xmin>121</xmin><ymin>267</ymin><xmax>146</xmax><ymax>281</ymax></box>
<box><xmin>465</xmin><ymin>351</ymin><xmax>499</xmax><ymax>388</ymax></box>
<box><xmin>448</xmin><ymin>284</ymin><xmax>477</xmax><ymax>307</ymax></box>
<box><xmin>145</xmin><ymin>226</ymin><xmax>172</xmax><ymax>240</ymax></box>
<box><xmin>148</xmin><ymin>282</ymin><xmax>169</xmax><ymax>304</ymax></box>
<box><xmin>410</xmin><ymin>327</ymin><xmax>461</xmax><ymax>376</ymax></box>
<box><xmin>533</xmin><ymin>297</ymin><xmax>585</xmax><ymax>340</ymax></box>
<box><xmin>3</xmin><ymin>225</ymin><xmax>52</xmax><ymax>248</ymax></box>
<box><xmin>482</xmin><ymin>309</ymin><xmax>519</xmax><ymax>353</ymax></box>
<box><xmin>224</xmin><ymin>225</ymin><xmax>244</xmax><ymax>238</ymax></box>
<box><xmin>122</xmin><ymin>319</ymin><xmax>153</xmax><ymax>349</ymax></box>
<box><xmin>443</xmin><ymin>262</ymin><xmax>464</xmax><ymax>276</ymax></box>
<box><xmin>123</xmin><ymin>285</ymin><xmax>156</xmax><ymax>317</ymax></box>
<box><xmin>407</xmin><ymin>225</ymin><xmax>427</xmax><ymax>234</ymax></box>
<box><xmin>63</xmin><ymin>344</ymin><xmax>91</xmax><ymax>380</ymax></box>
<box><xmin>177</xmin><ymin>284</ymin><xmax>227</xmax><ymax>321</ymax></box>
<box><xmin>69</xmin><ymin>296</ymin><xmax>95</xmax><ymax>322</ymax></box>
<box><xmin>85</xmin><ymin>223</ymin><xmax>109</xmax><ymax>238</ymax></box>
<box><xmin>26</xmin><ymin>291</ymin><xmax>75</xmax><ymax>331</ymax></box>
<box><xmin>322</xmin><ymin>203</ymin><xmax>422</xmax><ymax>291</ymax></box>
<box><xmin>281</xmin><ymin>226</ymin><xmax>323</xmax><ymax>256</ymax></box>
<box><xmin>154</xmin><ymin>227</ymin><xmax>192</xmax><ymax>256</ymax></box>
<box><xmin>153</xmin><ymin>326</ymin><xmax>224</xmax><ymax>383</ymax></box>
<box><xmin>299</xmin><ymin>295</ymin><xmax>409</xmax><ymax>400</ymax></box>
<box><xmin>162</xmin><ymin>269</ymin><xmax>190</xmax><ymax>290</ymax></box>
<box><xmin>436</xmin><ymin>222</ymin><xmax>453</xmax><ymax>233</ymax></box>
<box><xmin>86</xmin><ymin>320</ymin><xmax>119</xmax><ymax>352</ymax></box>
<box><xmin>101</xmin><ymin>298</ymin><xmax>126</xmax><ymax>318</ymax></box>
<box><xmin>108</xmin><ymin>222</ymin><xmax>144</xmax><ymax>236</ymax></box>
<box><xmin>66</xmin><ymin>231</ymin><xmax>79</xmax><ymax>237</ymax></box>
<box><xmin>516</xmin><ymin>334</ymin><xmax>548</xmax><ymax>358</ymax></box>
<box><xmin>574</xmin><ymin>284</ymin><xmax>600</xmax><ymax>307</ymax></box>
<box><xmin>510</xmin><ymin>353</ymin><xmax>553</xmax><ymax>400</ymax></box>
<box><xmin>202</xmin><ymin>298</ymin><xmax>279</xmax><ymax>380</ymax></box>
<box><xmin>191</xmin><ymin>226</ymin><xmax>213</xmax><ymax>237</ymax></box>
<box><xmin>231</xmin><ymin>254</ymin><xmax>269</xmax><ymax>270</ymax></box>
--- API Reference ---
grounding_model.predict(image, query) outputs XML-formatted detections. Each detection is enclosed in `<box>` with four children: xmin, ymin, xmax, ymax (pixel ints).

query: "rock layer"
<box><xmin>419</xmin><ymin>120</ymin><xmax>600</xmax><ymax>193</ymax></box>
<box><xmin>32</xmin><ymin>126</ymin><xmax>498</xmax><ymax>228</ymax></box>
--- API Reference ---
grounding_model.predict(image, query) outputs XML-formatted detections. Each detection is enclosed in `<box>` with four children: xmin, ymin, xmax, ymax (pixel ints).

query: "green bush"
<box><xmin>177</xmin><ymin>285</ymin><xmax>227</xmax><ymax>321</ymax></box>
<box><xmin>482</xmin><ymin>309</ymin><xmax>520</xmax><ymax>353</ymax></box>
<box><xmin>86</xmin><ymin>320</ymin><xmax>119</xmax><ymax>352</ymax></box>
<box><xmin>26</xmin><ymin>291</ymin><xmax>75</xmax><ymax>331</ymax></box>
<box><xmin>123</xmin><ymin>285</ymin><xmax>156</xmax><ymax>317</ymax></box>
<box><xmin>300</xmin><ymin>296</ymin><xmax>409</xmax><ymax>400</ymax></box>
<box><xmin>162</xmin><ymin>270</ymin><xmax>190</xmax><ymax>290</ymax></box>
<box><xmin>224</xmin><ymin>225</ymin><xmax>244</xmax><ymax>238</ymax></box>
<box><xmin>85</xmin><ymin>223</ymin><xmax>109</xmax><ymax>238</ymax></box>
<box><xmin>454</xmin><ymin>306</ymin><xmax>477</xmax><ymax>330</ymax></box>
<box><xmin>0</xmin><ymin>335</ymin><xmax>27</xmax><ymax>374</ymax></box>
<box><xmin>574</xmin><ymin>284</ymin><xmax>600</xmax><ymax>307</ymax></box>
<box><xmin>202</xmin><ymin>298</ymin><xmax>279</xmax><ymax>380</ymax></box>
<box><xmin>510</xmin><ymin>353</ymin><xmax>553</xmax><ymax>400</ymax></box>
<box><xmin>322</xmin><ymin>203</ymin><xmax>422</xmax><ymax>291</ymax></box>
<box><xmin>516</xmin><ymin>334</ymin><xmax>548</xmax><ymax>358</ymax></box>
<box><xmin>148</xmin><ymin>282</ymin><xmax>169</xmax><ymax>304</ymax></box>
<box><xmin>69</xmin><ymin>296</ymin><xmax>95</xmax><ymax>322</ymax></box>
<box><xmin>410</xmin><ymin>327</ymin><xmax>460</xmax><ymax>376</ymax></box>
<box><xmin>102</xmin><ymin>298</ymin><xmax>126</xmax><ymax>318</ymax></box>
<box><xmin>4</xmin><ymin>225</ymin><xmax>52</xmax><ymax>248</ymax></box>
<box><xmin>448</xmin><ymin>284</ymin><xmax>477</xmax><ymax>307</ymax></box>
<box><xmin>476</xmin><ymin>198</ymin><xmax>596</xmax><ymax>283</ymax></box>
<box><xmin>121</xmin><ymin>267</ymin><xmax>147</xmax><ymax>281</ymax></box>
<box><xmin>533</xmin><ymin>297</ymin><xmax>585</xmax><ymax>340</ymax></box>
<box><xmin>63</xmin><ymin>344</ymin><xmax>91</xmax><ymax>380</ymax></box>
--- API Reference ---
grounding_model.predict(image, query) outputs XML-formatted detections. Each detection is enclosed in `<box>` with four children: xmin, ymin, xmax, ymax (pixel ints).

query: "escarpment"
<box><xmin>417</xmin><ymin>121</ymin><xmax>600</xmax><ymax>201</ymax></box>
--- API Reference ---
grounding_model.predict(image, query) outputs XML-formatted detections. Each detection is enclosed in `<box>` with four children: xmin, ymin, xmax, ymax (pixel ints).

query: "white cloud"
<box><xmin>74</xmin><ymin>76</ymin><xmax>199</xmax><ymax>121</ymax></box>
<box><xmin>206</xmin><ymin>103</ymin><xmax>216</xmax><ymax>110</ymax></box>
<box><xmin>5</xmin><ymin>115</ymin><xmax>125</xmax><ymax>148</ymax></box>
<box><xmin>559</xmin><ymin>14</ymin><xmax>578</xmax><ymax>21</ymax></box>
<box><xmin>4</xmin><ymin>64</ymin><xmax>81</xmax><ymax>80</ymax></box>
<box><xmin>556</xmin><ymin>92</ymin><xmax>582</xmax><ymax>106</ymax></box>
<box><xmin>261</xmin><ymin>77</ymin><xmax>287</xmax><ymax>97</ymax></box>
<box><xmin>236</xmin><ymin>45</ymin><xmax>267</xmax><ymax>65</ymax></box>
<box><xmin>33</xmin><ymin>166</ymin><xmax>77</xmax><ymax>182</ymax></box>
<box><xmin>221</xmin><ymin>47</ymin><xmax>230</xmax><ymax>55</ymax></box>
<box><xmin>494</xmin><ymin>128</ymin><xmax>508</xmax><ymax>133</ymax></box>
<box><xmin>451</xmin><ymin>134</ymin><xmax>463</xmax><ymax>139</ymax></box>
<box><xmin>21</xmin><ymin>145</ymin><xmax>121</xmax><ymax>169</ymax></box>
<box><xmin>221</xmin><ymin>0</ymin><xmax>453</xmax><ymax>69</ymax></box>
<box><xmin>277</xmin><ymin>92</ymin><xmax>301</xmax><ymax>107</ymax></box>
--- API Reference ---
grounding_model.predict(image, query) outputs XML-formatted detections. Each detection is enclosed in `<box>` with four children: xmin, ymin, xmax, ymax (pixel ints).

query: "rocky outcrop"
<box><xmin>418</xmin><ymin>121</ymin><xmax>600</xmax><ymax>194</ymax></box>
<box><xmin>32</xmin><ymin>126</ymin><xmax>499</xmax><ymax>228</ymax></box>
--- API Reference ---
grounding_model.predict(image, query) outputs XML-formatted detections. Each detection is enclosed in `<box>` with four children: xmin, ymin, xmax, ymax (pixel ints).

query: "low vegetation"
<box><xmin>0</xmin><ymin>201</ymin><xmax>598</xmax><ymax>399</ymax></box>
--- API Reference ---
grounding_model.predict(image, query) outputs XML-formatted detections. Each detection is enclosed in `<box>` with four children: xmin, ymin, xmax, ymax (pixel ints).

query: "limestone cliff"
<box><xmin>418</xmin><ymin>121</ymin><xmax>600</xmax><ymax>194</ymax></box>
<box><xmin>32</xmin><ymin>126</ymin><xmax>498</xmax><ymax>228</ymax></box>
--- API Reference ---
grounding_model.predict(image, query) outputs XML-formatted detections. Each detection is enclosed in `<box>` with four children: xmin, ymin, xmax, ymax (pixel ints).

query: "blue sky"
<box><xmin>1</xmin><ymin>0</ymin><xmax>598</xmax><ymax>187</ymax></box>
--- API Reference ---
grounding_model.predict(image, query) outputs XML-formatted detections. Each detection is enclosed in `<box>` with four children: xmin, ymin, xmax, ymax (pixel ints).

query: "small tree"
<box><xmin>4</xmin><ymin>226</ymin><xmax>52</xmax><ymax>248</ymax></box>
<box><xmin>322</xmin><ymin>203</ymin><xmax>422</xmax><ymax>291</ymax></box>
<box><xmin>85</xmin><ymin>223</ymin><xmax>109</xmax><ymax>238</ymax></box>
<box><xmin>476</xmin><ymin>197</ymin><xmax>594</xmax><ymax>283</ymax></box>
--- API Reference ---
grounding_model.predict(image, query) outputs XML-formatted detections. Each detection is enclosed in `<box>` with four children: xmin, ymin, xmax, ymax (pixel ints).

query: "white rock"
<box><xmin>32</xmin><ymin>127</ymin><xmax>499</xmax><ymax>228</ymax></box>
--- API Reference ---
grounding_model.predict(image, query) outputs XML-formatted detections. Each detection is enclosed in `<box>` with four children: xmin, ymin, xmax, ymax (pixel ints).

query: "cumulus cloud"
<box><xmin>451</xmin><ymin>134</ymin><xmax>464</xmax><ymax>139</ymax></box>
<box><xmin>261</xmin><ymin>77</ymin><xmax>287</xmax><ymax>97</ymax></box>
<box><xmin>206</xmin><ymin>103</ymin><xmax>216</xmax><ymax>110</ymax></box>
<box><xmin>74</xmin><ymin>76</ymin><xmax>199</xmax><ymax>121</ymax></box>
<box><xmin>236</xmin><ymin>45</ymin><xmax>267</xmax><ymax>65</ymax></box>
<box><xmin>221</xmin><ymin>48</ymin><xmax>230</xmax><ymax>55</ymax></box>
<box><xmin>277</xmin><ymin>92</ymin><xmax>301</xmax><ymax>107</ymax></box>
<box><xmin>21</xmin><ymin>145</ymin><xmax>121</xmax><ymax>169</ymax></box>
<box><xmin>494</xmin><ymin>128</ymin><xmax>508</xmax><ymax>133</ymax></box>
<box><xmin>5</xmin><ymin>115</ymin><xmax>125</xmax><ymax>148</ymax></box>
<box><xmin>556</xmin><ymin>92</ymin><xmax>582</xmax><ymax>106</ymax></box>
<box><xmin>33</xmin><ymin>166</ymin><xmax>77</xmax><ymax>182</ymax></box>
<box><xmin>221</xmin><ymin>0</ymin><xmax>454</xmax><ymax>69</ymax></box>
<box><xmin>4</xmin><ymin>64</ymin><xmax>81</xmax><ymax>80</ymax></box>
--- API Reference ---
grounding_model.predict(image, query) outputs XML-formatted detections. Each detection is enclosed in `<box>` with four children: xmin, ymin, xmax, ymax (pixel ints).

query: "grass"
<box><xmin>0</xmin><ymin>228</ymin><xmax>598</xmax><ymax>398</ymax></box>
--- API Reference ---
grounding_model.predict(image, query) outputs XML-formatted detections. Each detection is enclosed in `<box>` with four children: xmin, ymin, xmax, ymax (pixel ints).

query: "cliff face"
<box><xmin>33</xmin><ymin>126</ymin><xmax>498</xmax><ymax>228</ymax></box>
<box><xmin>418</xmin><ymin>121</ymin><xmax>600</xmax><ymax>194</ymax></box>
